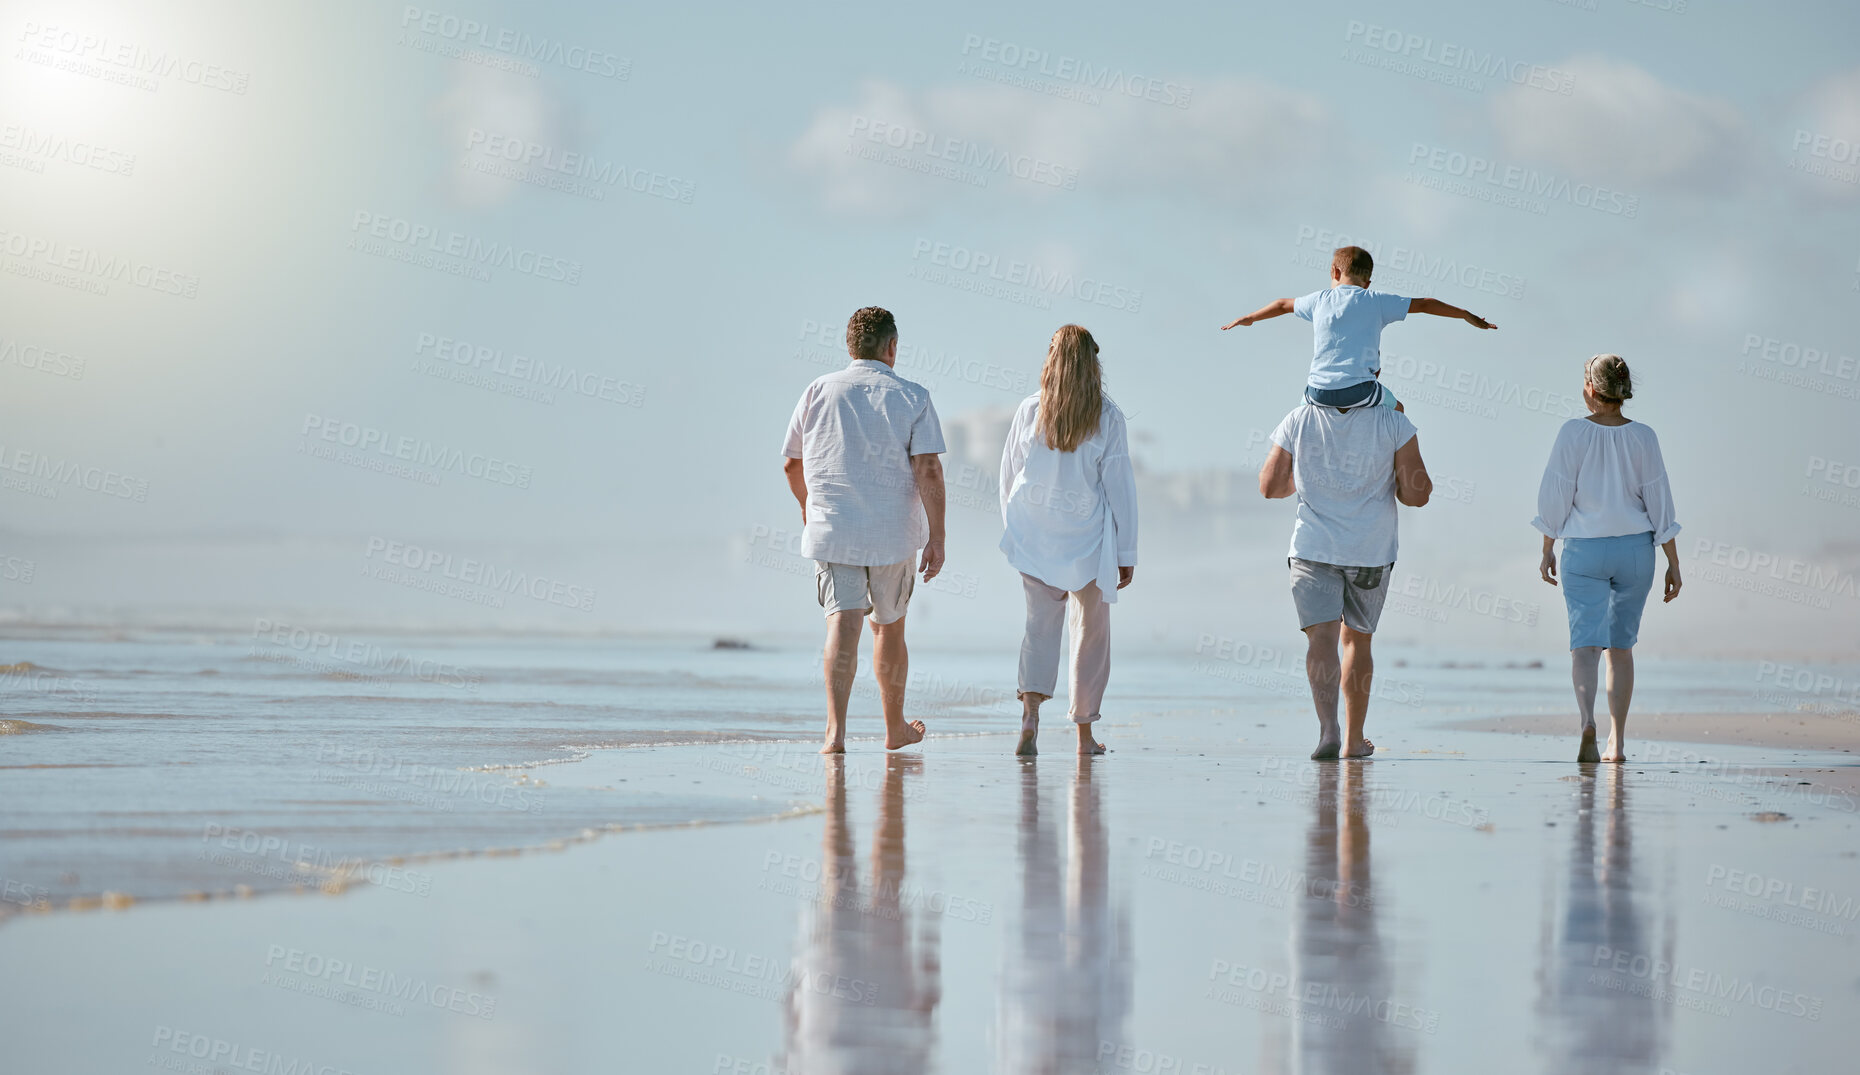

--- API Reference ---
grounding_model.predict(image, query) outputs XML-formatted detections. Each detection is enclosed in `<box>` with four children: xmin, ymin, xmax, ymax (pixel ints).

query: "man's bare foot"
<box><xmin>1600</xmin><ymin>737</ymin><xmax>1624</xmax><ymax>763</ymax></box>
<box><xmin>1077</xmin><ymin>726</ymin><xmax>1107</xmax><ymax>755</ymax></box>
<box><xmin>884</xmin><ymin>720</ymin><xmax>927</xmax><ymax>750</ymax></box>
<box><xmin>1015</xmin><ymin>717</ymin><xmax>1038</xmax><ymax>756</ymax></box>
<box><xmin>819</xmin><ymin>741</ymin><xmax>845</xmax><ymax>755</ymax></box>
<box><xmin>1341</xmin><ymin>738</ymin><xmax>1375</xmax><ymax>759</ymax></box>
<box><xmin>1311</xmin><ymin>738</ymin><xmax>1342</xmax><ymax>761</ymax></box>
<box><xmin>1577</xmin><ymin>726</ymin><xmax>1599</xmax><ymax>763</ymax></box>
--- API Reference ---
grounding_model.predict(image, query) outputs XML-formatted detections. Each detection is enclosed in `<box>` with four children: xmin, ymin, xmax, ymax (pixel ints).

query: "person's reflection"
<box><xmin>1291</xmin><ymin>763</ymin><xmax>1413</xmax><ymax>1075</ymax></box>
<box><xmin>1536</xmin><ymin>764</ymin><xmax>1673</xmax><ymax>1072</ymax></box>
<box><xmin>997</xmin><ymin>757</ymin><xmax>1132</xmax><ymax>1073</ymax></box>
<box><xmin>779</xmin><ymin>755</ymin><xmax>940</xmax><ymax>1074</ymax></box>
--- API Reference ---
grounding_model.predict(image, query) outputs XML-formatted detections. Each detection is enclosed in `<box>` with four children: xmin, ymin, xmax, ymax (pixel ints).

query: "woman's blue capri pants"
<box><xmin>1559</xmin><ymin>531</ymin><xmax>1655</xmax><ymax>650</ymax></box>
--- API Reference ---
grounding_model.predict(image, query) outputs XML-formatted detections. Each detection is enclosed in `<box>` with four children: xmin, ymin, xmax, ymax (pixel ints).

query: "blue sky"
<box><xmin>2</xmin><ymin>0</ymin><xmax>1857</xmax><ymax>653</ymax></box>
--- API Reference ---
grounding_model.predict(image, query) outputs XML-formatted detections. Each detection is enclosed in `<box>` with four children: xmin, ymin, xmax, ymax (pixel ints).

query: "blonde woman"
<box><xmin>1533</xmin><ymin>354</ymin><xmax>1682</xmax><ymax>764</ymax></box>
<box><xmin>999</xmin><ymin>325</ymin><xmax>1139</xmax><ymax>756</ymax></box>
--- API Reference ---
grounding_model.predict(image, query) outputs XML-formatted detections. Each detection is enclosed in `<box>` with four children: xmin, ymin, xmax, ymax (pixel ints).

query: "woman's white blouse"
<box><xmin>998</xmin><ymin>395</ymin><xmax>1139</xmax><ymax>601</ymax></box>
<box><xmin>1531</xmin><ymin>418</ymin><xmax>1681</xmax><ymax>544</ymax></box>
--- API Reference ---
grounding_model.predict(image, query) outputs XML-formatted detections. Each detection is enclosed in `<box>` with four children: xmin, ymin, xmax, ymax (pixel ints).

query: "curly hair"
<box><xmin>1038</xmin><ymin>325</ymin><xmax>1104</xmax><ymax>452</ymax></box>
<box><xmin>845</xmin><ymin>306</ymin><xmax>898</xmax><ymax>362</ymax></box>
<box><xmin>1586</xmin><ymin>353</ymin><xmax>1633</xmax><ymax>403</ymax></box>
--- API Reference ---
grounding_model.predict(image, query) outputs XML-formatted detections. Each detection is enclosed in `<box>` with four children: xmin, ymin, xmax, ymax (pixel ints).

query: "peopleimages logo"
<box><xmin>1406</xmin><ymin>143</ymin><xmax>1640</xmax><ymax>217</ymax></box>
<box><xmin>1691</xmin><ymin>539</ymin><xmax>1857</xmax><ymax>601</ymax></box>
<box><xmin>846</xmin><ymin>115</ymin><xmax>1079</xmax><ymax>190</ymax></box>
<box><xmin>909</xmin><ymin>238</ymin><xmax>1142</xmax><ymax>312</ymax></box>
<box><xmin>0</xmin><ymin>226</ymin><xmax>199</xmax><ymax>296</ymax></box>
<box><xmin>262</xmin><ymin>944</ymin><xmax>497</xmax><ymax>1019</ymax></box>
<box><xmin>413</xmin><ymin>332</ymin><xmax>646</xmax><ymax>407</ymax></box>
<box><xmin>0</xmin><ymin>336</ymin><xmax>86</xmax><ymax>379</ymax></box>
<box><xmin>1739</xmin><ymin>335</ymin><xmax>1858</xmax><ymax>381</ymax></box>
<box><xmin>300</xmin><ymin>413</ymin><xmax>533</xmax><ymax>489</ymax></box>
<box><xmin>0</xmin><ymin>441</ymin><xmax>148</xmax><ymax>502</ymax></box>
<box><xmin>1343</xmin><ymin>21</ymin><xmax>1575</xmax><ymax>94</ymax></box>
<box><xmin>398</xmin><ymin>7</ymin><xmax>629</xmax><ymax>79</ymax></box>
<box><xmin>463</xmin><ymin>129</ymin><xmax>695</xmax><ymax>203</ymax></box>
<box><xmin>0</xmin><ymin>122</ymin><xmax>136</xmax><ymax>175</ymax></box>
<box><xmin>957</xmin><ymin>34</ymin><xmax>1191</xmax><ymax>108</ymax></box>
<box><xmin>1590</xmin><ymin>945</ymin><xmax>1822</xmax><ymax>1020</ymax></box>
<box><xmin>150</xmin><ymin>1026</ymin><xmax>361</xmax><ymax>1075</ymax></box>
<box><xmin>349</xmin><ymin>212</ymin><xmax>581</xmax><ymax>285</ymax></box>
<box><xmin>14</xmin><ymin>20</ymin><xmax>252</xmax><ymax>94</ymax></box>
<box><xmin>363</xmin><ymin>537</ymin><xmax>596</xmax><ymax>612</ymax></box>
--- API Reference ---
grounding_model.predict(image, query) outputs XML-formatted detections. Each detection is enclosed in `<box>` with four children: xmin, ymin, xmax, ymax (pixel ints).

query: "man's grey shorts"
<box><xmin>815</xmin><ymin>560</ymin><xmax>915</xmax><ymax>624</ymax></box>
<box><xmin>1289</xmin><ymin>558</ymin><xmax>1392</xmax><ymax>634</ymax></box>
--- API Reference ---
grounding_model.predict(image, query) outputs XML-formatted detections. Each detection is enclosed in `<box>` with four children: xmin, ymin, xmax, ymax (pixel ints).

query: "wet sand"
<box><xmin>3</xmin><ymin>707</ymin><xmax>1856</xmax><ymax>1073</ymax></box>
<box><xmin>1455</xmin><ymin>710</ymin><xmax>1860</xmax><ymax>805</ymax></box>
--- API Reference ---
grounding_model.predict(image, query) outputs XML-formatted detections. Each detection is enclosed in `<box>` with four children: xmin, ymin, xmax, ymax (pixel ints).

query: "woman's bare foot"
<box><xmin>1341</xmin><ymin>738</ymin><xmax>1375</xmax><ymax>759</ymax></box>
<box><xmin>1600</xmin><ymin>736</ymin><xmax>1624</xmax><ymax>763</ymax></box>
<box><xmin>819</xmin><ymin>740</ymin><xmax>845</xmax><ymax>755</ymax></box>
<box><xmin>1016</xmin><ymin>696</ymin><xmax>1044</xmax><ymax>756</ymax></box>
<box><xmin>1577</xmin><ymin>726</ymin><xmax>1600</xmax><ymax>763</ymax></box>
<box><xmin>1015</xmin><ymin>716</ymin><xmax>1038</xmax><ymax>756</ymax></box>
<box><xmin>1077</xmin><ymin>725</ymin><xmax>1107</xmax><ymax>755</ymax></box>
<box><xmin>884</xmin><ymin>719</ymin><xmax>927</xmax><ymax>750</ymax></box>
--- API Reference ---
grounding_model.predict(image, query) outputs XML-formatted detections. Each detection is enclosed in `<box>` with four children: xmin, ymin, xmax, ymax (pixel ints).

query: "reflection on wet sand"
<box><xmin>1535</xmin><ymin>765</ymin><xmax>1674</xmax><ymax>1073</ymax></box>
<box><xmin>1287</xmin><ymin>762</ymin><xmax>1415</xmax><ymax>1075</ymax></box>
<box><xmin>779</xmin><ymin>755</ymin><xmax>941</xmax><ymax>1074</ymax></box>
<box><xmin>998</xmin><ymin>757</ymin><xmax>1133</xmax><ymax>1074</ymax></box>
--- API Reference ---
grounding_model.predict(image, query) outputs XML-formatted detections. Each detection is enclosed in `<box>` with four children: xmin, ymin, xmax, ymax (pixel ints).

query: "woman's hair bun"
<box><xmin>1586</xmin><ymin>353</ymin><xmax>1633</xmax><ymax>402</ymax></box>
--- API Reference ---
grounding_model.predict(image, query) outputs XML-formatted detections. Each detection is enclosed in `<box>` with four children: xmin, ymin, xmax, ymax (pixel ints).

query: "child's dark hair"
<box><xmin>1331</xmin><ymin>246</ymin><xmax>1373</xmax><ymax>283</ymax></box>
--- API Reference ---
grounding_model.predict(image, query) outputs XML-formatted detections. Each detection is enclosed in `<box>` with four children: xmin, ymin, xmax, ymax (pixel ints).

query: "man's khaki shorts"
<box><xmin>815</xmin><ymin>560</ymin><xmax>915</xmax><ymax>624</ymax></box>
<box><xmin>1289</xmin><ymin>558</ymin><xmax>1392</xmax><ymax>635</ymax></box>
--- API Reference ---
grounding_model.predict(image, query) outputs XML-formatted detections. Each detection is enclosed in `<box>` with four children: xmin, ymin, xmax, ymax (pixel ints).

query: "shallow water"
<box><xmin>0</xmin><ymin>627</ymin><xmax>1848</xmax><ymax>912</ymax></box>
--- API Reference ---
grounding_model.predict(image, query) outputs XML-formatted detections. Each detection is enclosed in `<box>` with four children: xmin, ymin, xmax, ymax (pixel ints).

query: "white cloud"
<box><xmin>1489</xmin><ymin>55</ymin><xmax>1752</xmax><ymax>192</ymax></box>
<box><xmin>437</xmin><ymin>63</ymin><xmax>558</xmax><ymax>209</ymax></box>
<box><xmin>1786</xmin><ymin>67</ymin><xmax>1860</xmax><ymax>202</ymax></box>
<box><xmin>787</xmin><ymin>76</ymin><xmax>1337</xmax><ymax>214</ymax></box>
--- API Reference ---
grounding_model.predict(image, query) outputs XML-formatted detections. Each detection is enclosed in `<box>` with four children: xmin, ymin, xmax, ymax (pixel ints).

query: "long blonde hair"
<box><xmin>1038</xmin><ymin>325</ymin><xmax>1103</xmax><ymax>452</ymax></box>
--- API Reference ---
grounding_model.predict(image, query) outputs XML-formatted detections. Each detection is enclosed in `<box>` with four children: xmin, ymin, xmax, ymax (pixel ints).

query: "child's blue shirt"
<box><xmin>1293</xmin><ymin>285</ymin><xmax>1411</xmax><ymax>389</ymax></box>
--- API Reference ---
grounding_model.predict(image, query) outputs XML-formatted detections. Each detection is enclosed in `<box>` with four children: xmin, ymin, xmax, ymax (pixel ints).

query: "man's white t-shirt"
<box><xmin>1293</xmin><ymin>285</ymin><xmax>1411</xmax><ymax>389</ymax></box>
<box><xmin>782</xmin><ymin>361</ymin><xmax>946</xmax><ymax>566</ymax></box>
<box><xmin>1270</xmin><ymin>403</ymin><xmax>1419</xmax><ymax>567</ymax></box>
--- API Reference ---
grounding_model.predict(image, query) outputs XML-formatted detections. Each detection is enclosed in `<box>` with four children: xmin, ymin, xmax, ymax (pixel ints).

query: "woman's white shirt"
<box><xmin>998</xmin><ymin>395</ymin><xmax>1139</xmax><ymax>601</ymax></box>
<box><xmin>1532</xmin><ymin>418</ymin><xmax>1680</xmax><ymax>543</ymax></box>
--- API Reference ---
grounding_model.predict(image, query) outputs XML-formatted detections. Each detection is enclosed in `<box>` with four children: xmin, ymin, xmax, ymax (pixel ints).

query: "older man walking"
<box><xmin>1258</xmin><ymin>394</ymin><xmax>1432</xmax><ymax>759</ymax></box>
<box><xmin>782</xmin><ymin>306</ymin><xmax>947</xmax><ymax>753</ymax></box>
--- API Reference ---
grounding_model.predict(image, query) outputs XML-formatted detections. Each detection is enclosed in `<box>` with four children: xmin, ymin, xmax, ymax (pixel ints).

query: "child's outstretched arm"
<box><xmin>1221</xmin><ymin>298</ymin><xmax>1294</xmax><ymax>330</ymax></box>
<box><xmin>1408</xmin><ymin>297</ymin><xmax>1497</xmax><ymax>330</ymax></box>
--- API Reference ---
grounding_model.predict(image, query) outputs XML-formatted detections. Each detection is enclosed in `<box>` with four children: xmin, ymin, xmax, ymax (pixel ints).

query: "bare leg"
<box><xmin>872</xmin><ymin>615</ymin><xmax>925</xmax><ymax>750</ymax></box>
<box><xmin>821</xmin><ymin>610</ymin><xmax>865</xmax><ymax>753</ymax></box>
<box><xmin>1076</xmin><ymin>723</ymin><xmax>1106</xmax><ymax>755</ymax></box>
<box><xmin>1338</xmin><ymin>625</ymin><xmax>1375</xmax><ymax>758</ymax></box>
<box><xmin>1304</xmin><ymin>620</ymin><xmax>1343</xmax><ymax>760</ymax></box>
<box><xmin>1017</xmin><ymin>692</ymin><xmax>1045</xmax><ymax>756</ymax></box>
<box><xmin>1601</xmin><ymin>647</ymin><xmax>1633</xmax><ymax>762</ymax></box>
<box><xmin>1571</xmin><ymin>646</ymin><xmax>1602</xmax><ymax>763</ymax></box>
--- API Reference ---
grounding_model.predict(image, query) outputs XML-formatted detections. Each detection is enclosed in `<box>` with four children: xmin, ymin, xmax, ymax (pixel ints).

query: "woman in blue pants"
<box><xmin>1533</xmin><ymin>354</ymin><xmax>1684</xmax><ymax>763</ymax></box>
